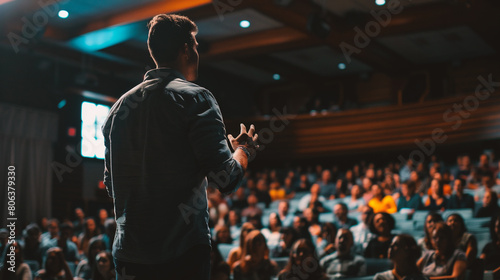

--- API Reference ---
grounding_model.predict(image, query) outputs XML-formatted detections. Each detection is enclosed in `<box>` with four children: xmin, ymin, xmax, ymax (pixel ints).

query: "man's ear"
<box><xmin>183</xmin><ymin>43</ymin><xmax>189</xmax><ymax>59</ymax></box>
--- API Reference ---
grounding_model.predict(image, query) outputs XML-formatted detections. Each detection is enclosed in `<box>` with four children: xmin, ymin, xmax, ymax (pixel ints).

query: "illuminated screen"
<box><xmin>81</xmin><ymin>101</ymin><xmax>110</xmax><ymax>159</ymax></box>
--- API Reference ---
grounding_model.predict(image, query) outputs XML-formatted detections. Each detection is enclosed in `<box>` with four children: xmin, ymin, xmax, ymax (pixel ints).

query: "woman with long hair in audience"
<box><xmin>91</xmin><ymin>251</ymin><xmax>115</xmax><ymax>280</ymax></box>
<box><xmin>418</xmin><ymin>212</ymin><xmax>444</xmax><ymax>253</ymax></box>
<box><xmin>227</xmin><ymin>222</ymin><xmax>255</xmax><ymax>270</ymax></box>
<box><xmin>476</xmin><ymin>190</ymin><xmax>500</xmax><ymax>218</ymax></box>
<box><xmin>446</xmin><ymin>213</ymin><xmax>477</xmax><ymax>265</ymax></box>
<box><xmin>75</xmin><ymin>237</ymin><xmax>106</xmax><ymax>279</ymax></box>
<box><xmin>77</xmin><ymin>218</ymin><xmax>100</xmax><ymax>255</ymax></box>
<box><xmin>480</xmin><ymin>214</ymin><xmax>500</xmax><ymax>278</ymax></box>
<box><xmin>315</xmin><ymin>222</ymin><xmax>337</xmax><ymax>259</ymax></box>
<box><xmin>261</xmin><ymin>212</ymin><xmax>282</xmax><ymax>249</ymax></box>
<box><xmin>210</xmin><ymin>242</ymin><xmax>230</xmax><ymax>280</ymax></box>
<box><xmin>368</xmin><ymin>184</ymin><xmax>397</xmax><ymax>214</ymax></box>
<box><xmin>417</xmin><ymin>222</ymin><xmax>467</xmax><ymax>280</ymax></box>
<box><xmin>374</xmin><ymin>234</ymin><xmax>429</xmax><ymax>280</ymax></box>
<box><xmin>424</xmin><ymin>179</ymin><xmax>448</xmax><ymax>211</ymax></box>
<box><xmin>277</xmin><ymin>238</ymin><xmax>328</xmax><ymax>280</ymax></box>
<box><xmin>34</xmin><ymin>247</ymin><xmax>73</xmax><ymax>280</ymax></box>
<box><xmin>271</xmin><ymin>227</ymin><xmax>300</xmax><ymax>258</ymax></box>
<box><xmin>0</xmin><ymin>241</ymin><xmax>32</xmax><ymax>280</ymax></box>
<box><xmin>364</xmin><ymin>212</ymin><xmax>396</xmax><ymax>259</ymax></box>
<box><xmin>232</xmin><ymin>230</ymin><xmax>277</xmax><ymax>280</ymax></box>
<box><xmin>214</xmin><ymin>224</ymin><xmax>233</xmax><ymax>245</ymax></box>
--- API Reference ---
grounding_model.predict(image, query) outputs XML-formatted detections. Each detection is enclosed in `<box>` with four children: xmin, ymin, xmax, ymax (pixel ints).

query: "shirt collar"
<box><xmin>144</xmin><ymin>67</ymin><xmax>185</xmax><ymax>81</ymax></box>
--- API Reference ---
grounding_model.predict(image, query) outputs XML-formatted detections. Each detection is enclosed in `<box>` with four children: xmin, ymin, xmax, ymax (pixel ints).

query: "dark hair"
<box><xmin>394</xmin><ymin>234</ymin><xmax>421</xmax><ymax>264</ymax></box>
<box><xmin>432</xmin><ymin>222</ymin><xmax>454</xmax><ymax>255</ymax></box>
<box><xmin>92</xmin><ymin>251</ymin><xmax>115</xmax><ymax>280</ymax></box>
<box><xmin>239</xmin><ymin>222</ymin><xmax>255</xmax><ymax>249</ymax></box>
<box><xmin>432</xmin><ymin>179</ymin><xmax>444</xmax><ymax>197</ymax></box>
<box><xmin>424</xmin><ymin>212</ymin><xmax>444</xmax><ymax>250</ymax></box>
<box><xmin>280</xmin><ymin>227</ymin><xmax>300</xmax><ymax>248</ymax></box>
<box><xmin>336</xmin><ymin>202</ymin><xmax>348</xmax><ymax>212</ymax></box>
<box><xmin>486</xmin><ymin>190</ymin><xmax>499</xmax><ymax>208</ymax></box>
<box><xmin>446</xmin><ymin>213</ymin><xmax>467</xmax><ymax>237</ymax></box>
<box><xmin>369</xmin><ymin>212</ymin><xmax>395</xmax><ymax>235</ymax></box>
<box><xmin>87</xmin><ymin>237</ymin><xmax>106</xmax><ymax>267</ymax></box>
<box><xmin>279</xmin><ymin>238</ymin><xmax>325</xmax><ymax>280</ymax></box>
<box><xmin>269</xmin><ymin>212</ymin><xmax>283</xmax><ymax>230</ymax></box>
<box><xmin>489</xmin><ymin>215</ymin><xmax>500</xmax><ymax>243</ymax></box>
<box><xmin>321</xmin><ymin>222</ymin><xmax>338</xmax><ymax>244</ymax></box>
<box><xmin>239</xmin><ymin>230</ymin><xmax>268</xmax><ymax>273</ymax></box>
<box><xmin>147</xmin><ymin>14</ymin><xmax>198</xmax><ymax>65</ymax></box>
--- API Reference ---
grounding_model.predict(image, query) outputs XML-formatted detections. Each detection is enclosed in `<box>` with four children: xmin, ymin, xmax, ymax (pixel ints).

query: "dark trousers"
<box><xmin>114</xmin><ymin>244</ymin><xmax>211</xmax><ymax>280</ymax></box>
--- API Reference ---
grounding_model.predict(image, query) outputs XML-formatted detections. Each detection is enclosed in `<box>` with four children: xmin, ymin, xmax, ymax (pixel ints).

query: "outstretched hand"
<box><xmin>228</xmin><ymin>123</ymin><xmax>259</xmax><ymax>151</ymax></box>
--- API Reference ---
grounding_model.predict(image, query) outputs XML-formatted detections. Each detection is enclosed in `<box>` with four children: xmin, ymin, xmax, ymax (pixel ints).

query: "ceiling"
<box><xmin>0</xmin><ymin>0</ymin><xmax>499</xmax><ymax>87</ymax></box>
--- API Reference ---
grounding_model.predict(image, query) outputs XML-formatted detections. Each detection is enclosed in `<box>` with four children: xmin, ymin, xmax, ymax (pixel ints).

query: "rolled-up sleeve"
<box><xmin>187</xmin><ymin>90</ymin><xmax>244</xmax><ymax>194</ymax></box>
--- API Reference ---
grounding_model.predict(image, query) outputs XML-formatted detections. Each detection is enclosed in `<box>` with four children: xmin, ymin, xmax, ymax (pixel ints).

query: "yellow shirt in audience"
<box><xmin>368</xmin><ymin>195</ymin><xmax>397</xmax><ymax>214</ymax></box>
<box><xmin>269</xmin><ymin>189</ymin><xmax>286</xmax><ymax>201</ymax></box>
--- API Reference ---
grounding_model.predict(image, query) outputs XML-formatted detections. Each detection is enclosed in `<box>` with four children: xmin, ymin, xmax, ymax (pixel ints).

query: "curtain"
<box><xmin>0</xmin><ymin>103</ymin><xmax>58</xmax><ymax>228</ymax></box>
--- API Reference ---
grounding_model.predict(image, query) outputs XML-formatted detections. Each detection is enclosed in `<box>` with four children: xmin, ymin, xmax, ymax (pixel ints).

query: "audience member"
<box><xmin>41</xmin><ymin>222</ymin><xmax>79</xmax><ymax>264</ymax></box>
<box><xmin>448</xmin><ymin>179</ymin><xmax>475</xmax><ymax>211</ymax></box>
<box><xmin>476</xmin><ymin>190</ymin><xmax>500</xmax><ymax>218</ymax></box>
<box><xmin>303</xmin><ymin>208</ymin><xmax>322</xmax><ymax>238</ymax></box>
<box><xmin>424</xmin><ymin>179</ymin><xmax>448</xmax><ymax>211</ymax></box>
<box><xmin>397</xmin><ymin>181</ymin><xmax>423</xmax><ymax>212</ymax></box>
<box><xmin>418</xmin><ymin>212</ymin><xmax>444</xmax><ymax>253</ymax></box>
<box><xmin>34</xmin><ymin>247</ymin><xmax>73</xmax><ymax>280</ymax></box>
<box><xmin>446</xmin><ymin>213</ymin><xmax>477</xmax><ymax>265</ymax></box>
<box><xmin>374</xmin><ymin>234</ymin><xmax>428</xmax><ymax>280</ymax></box>
<box><xmin>0</xmin><ymin>241</ymin><xmax>32</xmax><ymax>280</ymax></box>
<box><xmin>241</xmin><ymin>194</ymin><xmax>263</xmax><ymax>219</ymax></box>
<box><xmin>261</xmin><ymin>212</ymin><xmax>282</xmax><ymax>248</ymax></box>
<box><xmin>351</xmin><ymin>205</ymin><xmax>374</xmax><ymax>255</ymax></box>
<box><xmin>298</xmin><ymin>184</ymin><xmax>327</xmax><ymax>212</ymax></box>
<box><xmin>72</xmin><ymin>208</ymin><xmax>85</xmax><ymax>236</ymax></box>
<box><xmin>232</xmin><ymin>230</ymin><xmax>277</xmax><ymax>280</ymax></box>
<box><xmin>344</xmin><ymin>184</ymin><xmax>365</xmax><ymax>211</ymax></box>
<box><xmin>320</xmin><ymin>228</ymin><xmax>366</xmax><ymax>278</ymax></box>
<box><xmin>271</xmin><ymin>227</ymin><xmax>300</xmax><ymax>258</ymax></box>
<box><xmin>210</xmin><ymin>243</ymin><xmax>230</xmax><ymax>280</ymax></box>
<box><xmin>41</xmin><ymin>219</ymin><xmax>59</xmax><ymax>245</ymax></box>
<box><xmin>365</xmin><ymin>212</ymin><xmax>395</xmax><ymax>259</ymax></box>
<box><xmin>278</xmin><ymin>238</ymin><xmax>328</xmax><ymax>280</ymax></box>
<box><xmin>369</xmin><ymin>184</ymin><xmax>397</xmax><ymax>214</ymax></box>
<box><xmin>318</xmin><ymin>170</ymin><xmax>336</xmax><ymax>199</ymax></box>
<box><xmin>315</xmin><ymin>223</ymin><xmax>337</xmax><ymax>259</ymax></box>
<box><xmin>227</xmin><ymin>223</ymin><xmax>255</xmax><ymax>270</ymax></box>
<box><xmin>277</xmin><ymin>201</ymin><xmax>294</xmax><ymax>227</ymax></box>
<box><xmin>417</xmin><ymin>222</ymin><xmax>467</xmax><ymax>280</ymax></box>
<box><xmin>333</xmin><ymin>203</ymin><xmax>358</xmax><ymax>229</ymax></box>
<box><xmin>77</xmin><ymin>218</ymin><xmax>100</xmax><ymax>256</ymax></box>
<box><xmin>480</xmin><ymin>215</ymin><xmax>500</xmax><ymax>276</ymax></box>
<box><xmin>92</xmin><ymin>251</ymin><xmax>115</xmax><ymax>280</ymax></box>
<box><xmin>75</xmin><ymin>237</ymin><xmax>106</xmax><ymax>280</ymax></box>
<box><xmin>21</xmin><ymin>223</ymin><xmax>43</xmax><ymax>266</ymax></box>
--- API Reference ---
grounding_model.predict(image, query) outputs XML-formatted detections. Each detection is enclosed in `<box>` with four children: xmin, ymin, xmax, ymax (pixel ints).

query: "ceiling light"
<box><xmin>338</xmin><ymin>63</ymin><xmax>346</xmax><ymax>70</ymax></box>
<box><xmin>375</xmin><ymin>0</ymin><xmax>385</xmax><ymax>6</ymax></box>
<box><xmin>239</xmin><ymin>20</ymin><xmax>250</xmax><ymax>29</ymax></box>
<box><xmin>58</xmin><ymin>10</ymin><xmax>69</xmax><ymax>19</ymax></box>
<box><xmin>273</xmin><ymin>74</ymin><xmax>281</xmax><ymax>80</ymax></box>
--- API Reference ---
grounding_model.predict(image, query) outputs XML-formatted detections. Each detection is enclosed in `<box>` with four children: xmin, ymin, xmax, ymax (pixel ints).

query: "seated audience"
<box><xmin>318</xmin><ymin>169</ymin><xmax>337</xmax><ymax>199</ymax></box>
<box><xmin>446</xmin><ymin>213</ymin><xmax>477</xmax><ymax>265</ymax></box>
<box><xmin>256</xmin><ymin>179</ymin><xmax>272</xmax><ymax>208</ymax></box>
<box><xmin>41</xmin><ymin>219</ymin><xmax>59</xmax><ymax>245</ymax></box>
<box><xmin>417</xmin><ymin>222</ymin><xmax>467</xmax><ymax>280</ymax></box>
<box><xmin>232</xmin><ymin>230</ymin><xmax>278</xmax><ymax>280</ymax></box>
<box><xmin>210</xmin><ymin>243</ymin><xmax>230</xmax><ymax>280</ymax></box>
<box><xmin>92</xmin><ymin>251</ymin><xmax>115</xmax><ymax>280</ymax></box>
<box><xmin>41</xmin><ymin>222</ymin><xmax>79</xmax><ymax>264</ymax></box>
<box><xmin>351</xmin><ymin>205</ymin><xmax>374</xmax><ymax>255</ymax></box>
<box><xmin>298</xmin><ymin>184</ymin><xmax>326</xmax><ymax>212</ymax></box>
<box><xmin>72</xmin><ymin>208</ymin><xmax>85</xmax><ymax>236</ymax></box>
<box><xmin>227</xmin><ymin>222</ymin><xmax>255</xmax><ymax>270</ymax></box>
<box><xmin>315</xmin><ymin>223</ymin><xmax>337</xmax><ymax>259</ymax></box>
<box><xmin>22</xmin><ymin>223</ymin><xmax>43</xmax><ymax>266</ymax></box>
<box><xmin>344</xmin><ymin>184</ymin><xmax>365</xmax><ymax>211</ymax></box>
<box><xmin>365</xmin><ymin>212</ymin><xmax>396</xmax><ymax>259</ymax></box>
<box><xmin>476</xmin><ymin>190</ymin><xmax>500</xmax><ymax>218</ymax></box>
<box><xmin>448</xmin><ymin>179</ymin><xmax>475</xmax><ymax>211</ymax></box>
<box><xmin>278</xmin><ymin>238</ymin><xmax>328</xmax><ymax>280</ymax></box>
<box><xmin>424</xmin><ymin>179</ymin><xmax>449</xmax><ymax>211</ymax></box>
<box><xmin>0</xmin><ymin>241</ymin><xmax>32</xmax><ymax>280</ymax></box>
<box><xmin>269</xmin><ymin>181</ymin><xmax>286</xmax><ymax>202</ymax></box>
<box><xmin>333</xmin><ymin>203</ymin><xmax>358</xmax><ymax>229</ymax></box>
<box><xmin>97</xmin><ymin>209</ymin><xmax>108</xmax><ymax>234</ymax></box>
<box><xmin>214</xmin><ymin>225</ymin><xmax>233</xmax><ymax>245</ymax></box>
<box><xmin>320</xmin><ymin>228</ymin><xmax>366</xmax><ymax>278</ymax></box>
<box><xmin>369</xmin><ymin>184</ymin><xmax>397</xmax><ymax>214</ymax></box>
<box><xmin>75</xmin><ymin>237</ymin><xmax>106</xmax><ymax>280</ymax></box>
<box><xmin>78</xmin><ymin>218</ymin><xmax>100</xmax><ymax>256</ymax></box>
<box><xmin>277</xmin><ymin>201</ymin><xmax>294</xmax><ymax>227</ymax></box>
<box><xmin>397</xmin><ymin>180</ymin><xmax>423</xmax><ymax>212</ymax></box>
<box><xmin>418</xmin><ymin>212</ymin><xmax>444</xmax><ymax>253</ymax></box>
<box><xmin>228</xmin><ymin>210</ymin><xmax>242</xmax><ymax>243</ymax></box>
<box><xmin>374</xmin><ymin>234</ymin><xmax>428</xmax><ymax>280</ymax></box>
<box><xmin>281</xmin><ymin>177</ymin><xmax>296</xmax><ymax>200</ymax></box>
<box><xmin>241</xmin><ymin>194</ymin><xmax>263</xmax><ymax>219</ymax></box>
<box><xmin>271</xmin><ymin>227</ymin><xmax>300</xmax><ymax>258</ymax></box>
<box><xmin>480</xmin><ymin>215</ymin><xmax>500</xmax><ymax>278</ymax></box>
<box><xmin>261</xmin><ymin>212</ymin><xmax>282</xmax><ymax>248</ymax></box>
<box><xmin>98</xmin><ymin>218</ymin><xmax>116</xmax><ymax>251</ymax></box>
<box><xmin>303</xmin><ymin>208</ymin><xmax>322</xmax><ymax>238</ymax></box>
<box><xmin>35</xmin><ymin>247</ymin><xmax>73</xmax><ymax>280</ymax></box>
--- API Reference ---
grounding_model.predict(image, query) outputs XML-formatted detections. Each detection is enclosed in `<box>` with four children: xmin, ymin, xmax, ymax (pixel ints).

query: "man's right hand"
<box><xmin>228</xmin><ymin>123</ymin><xmax>259</xmax><ymax>159</ymax></box>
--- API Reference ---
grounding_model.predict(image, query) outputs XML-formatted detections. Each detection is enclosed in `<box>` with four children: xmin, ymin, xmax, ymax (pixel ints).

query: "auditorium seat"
<box><xmin>218</xmin><ymin>243</ymin><xmax>236</xmax><ymax>261</ymax></box>
<box><xmin>365</xmin><ymin>258</ymin><xmax>393</xmax><ymax>275</ymax></box>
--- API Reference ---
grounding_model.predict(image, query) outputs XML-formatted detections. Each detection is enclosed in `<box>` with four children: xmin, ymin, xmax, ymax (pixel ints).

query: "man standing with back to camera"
<box><xmin>102</xmin><ymin>14</ymin><xmax>259</xmax><ymax>280</ymax></box>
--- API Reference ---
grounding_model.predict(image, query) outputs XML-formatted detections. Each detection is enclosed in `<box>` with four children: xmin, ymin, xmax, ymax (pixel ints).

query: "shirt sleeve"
<box><xmin>186</xmin><ymin>90</ymin><xmax>244</xmax><ymax>194</ymax></box>
<box><xmin>102</xmin><ymin>118</ymin><xmax>113</xmax><ymax>198</ymax></box>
